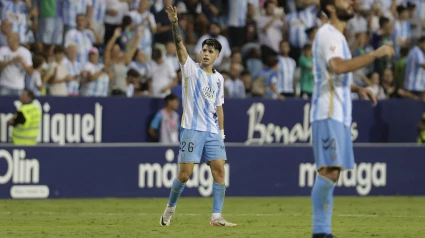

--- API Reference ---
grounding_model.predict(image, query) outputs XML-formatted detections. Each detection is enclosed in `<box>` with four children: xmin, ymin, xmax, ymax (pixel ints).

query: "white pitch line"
<box><xmin>0</xmin><ymin>212</ymin><xmax>424</xmax><ymax>218</ymax></box>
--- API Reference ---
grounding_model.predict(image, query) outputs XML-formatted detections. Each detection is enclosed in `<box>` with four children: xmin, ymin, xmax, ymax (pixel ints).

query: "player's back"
<box><xmin>180</xmin><ymin>57</ymin><xmax>224</xmax><ymax>134</ymax></box>
<box><xmin>310</xmin><ymin>23</ymin><xmax>353</xmax><ymax>127</ymax></box>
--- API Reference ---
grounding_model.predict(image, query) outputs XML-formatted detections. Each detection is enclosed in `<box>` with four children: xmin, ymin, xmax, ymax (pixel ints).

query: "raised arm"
<box><xmin>166</xmin><ymin>5</ymin><xmax>188</xmax><ymax>65</ymax></box>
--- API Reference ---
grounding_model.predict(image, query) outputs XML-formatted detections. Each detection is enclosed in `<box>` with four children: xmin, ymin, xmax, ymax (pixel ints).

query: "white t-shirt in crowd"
<box><xmin>0</xmin><ymin>46</ymin><xmax>32</xmax><ymax>90</ymax></box>
<box><xmin>104</xmin><ymin>0</ymin><xmax>129</xmax><ymax>25</ymax></box>
<box><xmin>150</xmin><ymin>59</ymin><xmax>176</xmax><ymax>98</ymax></box>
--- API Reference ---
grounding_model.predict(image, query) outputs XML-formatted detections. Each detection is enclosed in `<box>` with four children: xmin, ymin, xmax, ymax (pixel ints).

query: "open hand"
<box><xmin>359</xmin><ymin>88</ymin><xmax>377</xmax><ymax>106</ymax></box>
<box><xmin>165</xmin><ymin>5</ymin><xmax>178</xmax><ymax>24</ymax></box>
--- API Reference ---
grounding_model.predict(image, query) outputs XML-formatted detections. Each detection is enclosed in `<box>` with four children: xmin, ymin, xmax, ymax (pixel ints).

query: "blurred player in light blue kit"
<box><xmin>310</xmin><ymin>0</ymin><xmax>395</xmax><ymax>237</ymax></box>
<box><xmin>159</xmin><ymin>5</ymin><xmax>236</xmax><ymax>227</ymax></box>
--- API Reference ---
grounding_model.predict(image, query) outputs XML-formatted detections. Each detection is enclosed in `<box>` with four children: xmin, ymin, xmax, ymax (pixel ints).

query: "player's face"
<box><xmin>200</xmin><ymin>45</ymin><xmax>219</xmax><ymax>67</ymax></box>
<box><xmin>334</xmin><ymin>0</ymin><xmax>354</xmax><ymax>22</ymax></box>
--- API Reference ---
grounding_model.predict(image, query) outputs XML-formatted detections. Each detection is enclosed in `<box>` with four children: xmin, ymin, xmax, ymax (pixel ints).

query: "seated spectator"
<box><xmin>171</xmin><ymin>69</ymin><xmax>182</xmax><ymax>99</ymax></box>
<box><xmin>148</xmin><ymin>93</ymin><xmax>180</xmax><ymax>143</ymax></box>
<box><xmin>81</xmin><ymin>47</ymin><xmax>113</xmax><ymax>97</ymax></box>
<box><xmin>366</xmin><ymin>72</ymin><xmax>386</xmax><ymax>100</ymax></box>
<box><xmin>219</xmin><ymin>51</ymin><xmax>245</xmax><ymax>73</ymax></box>
<box><xmin>241</xmin><ymin>71</ymin><xmax>252</xmax><ymax>97</ymax></box>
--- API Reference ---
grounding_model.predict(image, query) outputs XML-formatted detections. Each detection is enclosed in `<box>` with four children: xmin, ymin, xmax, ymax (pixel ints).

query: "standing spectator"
<box><xmin>81</xmin><ymin>47</ymin><xmax>113</xmax><ymax>97</ymax></box>
<box><xmin>245</xmin><ymin>3</ymin><xmax>258</xmax><ymax>43</ymax></box>
<box><xmin>0</xmin><ymin>33</ymin><xmax>33</xmax><ymax>96</ymax></box>
<box><xmin>257</xmin><ymin>0</ymin><xmax>284</xmax><ymax>62</ymax></box>
<box><xmin>284</xmin><ymin>2</ymin><xmax>318</xmax><ymax>62</ymax></box>
<box><xmin>148</xmin><ymin>93</ymin><xmax>180</xmax><ymax>143</ymax></box>
<box><xmin>0</xmin><ymin>19</ymin><xmax>11</xmax><ymax>47</ymax></box>
<box><xmin>150</xmin><ymin>47</ymin><xmax>177</xmax><ymax>98</ymax></box>
<box><xmin>128</xmin><ymin>49</ymin><xmax>152</xmax><ymax>87</ymax></box>
<box><xmin>128</xmin><ymin>0</ymin><xmax>157</xmax><ymax>58</ymax></box>
<box><xmin>48</xmin><ymin>46</ymin><xmax>71</xmax><ymax>96</ymax></box>
<box><xmin>119</xmin><ymin>16</ymin><xmax>135</xmax><ymax>51</ymax></box>
<box><xmin>225</xmin><ymin>63</ymin><xmax>245</xmax><ymax>98</ymax></box>
<box><xmin>407</xmin><ymin>2</ymin><xmax>425</xmax><ymax>45</ymax></box>
<box><xmin>394</xmin><ymin>46</ymin><xmax>409</xmax><ymax>88</ymax></box>
<box><xmin>371</xmin><ymin>17</ymin><xmax>394</xmax><ymax>74</ymax></box>
<box><xmin>28</xmin><ymin>54</ymin><xmax>49</xmax><ymax>96</ymax></box>
<box><xmin>347</xmin><ymin>0</ymin><xmax>368</xmax><ymax>43</ymax></box>
<box><xmin>227</xmin><ymin>0</ymin><xmax>249</xmax><ymax>48</ymax></box>
<box><xmin>352</xmin><ymin>32</ymin><xmax>374</xmax><ymax>86</ymax></box>
<box><xmin>1</xmin><ymin>0</ymin><xmax>31</xmax><ymax>45</ymax></box>
<box><xmin>153</xmin><ymin>0</ymin><xmax>173</xmax><ymax>45</ymax></box>
<box><xmin>64</xmin><ymin>44</ymin><xmax>83</xmax><ymax>96</ymax></box>
<box><xmin>104</xmin><ymin>28</ymin><xmax>142</xmax><ymax>95</ymax></box>
<box><xmin>165</xmin><ymin>41</ymin><xmax>179</xmax><ymax>71</ymax></box>
<box><xmin>219</xmin><ymin>51</ymin><xmax>244</xmax><ymax>73</ymax></box>
<box><xmin>298</xmin><ymin>43</ymin><xmax>313</xmax><ymax>98</ymax></box>
<box><xmin>194</xmin><ymin>22</ymin><xmax>231</xmax><ymax>67</ymax></box>
<box><xmin>91</xmin><ymin>0</ymin><xmax>107</xmax><ymax>44</ymax></box>
<box><xmin>241</xmin><ymin>70</ymin><xmax>252</xmax><ymax>97</ymax></box>
<box><xmin>415</xmin><ymin>0</ymin><xmax>425</xmax><ymax>21</ymax></box>
<box><xmin>277</xmin><ymin>40</ymin><xmax>296</xmax><ymax>98</ymax></box>
<box><xmin>64</xmin><ymin>14</ymin><xmax>103</xmax><ymax>65</ymax></box>
<box><xmin>262</xmin><ymin>56</ymin><xmax>283</xmax><ymax>100</ymax></box>
<box><xmin>62</xmin><ymin>0</ymin><xmax>92</xmax><ymax>36</ymax></box>
<box><xmin>104</xmin><ymin>0</ymin><xmax>130</xmax><ymax>44</ymax></box>
<box><xmin>38</xmin><ymin>0</ymin><xmax>64</xmax><ymax>47</ymax></box>
<box><xmin>404</xmin><ymin>37</ymin><xmax>425</xmax><ymax>96</ymax></box>
<box><xmin>393</xmin><ymin>5</ymin><xmax>411</xmax><ymax>58</ymax></box>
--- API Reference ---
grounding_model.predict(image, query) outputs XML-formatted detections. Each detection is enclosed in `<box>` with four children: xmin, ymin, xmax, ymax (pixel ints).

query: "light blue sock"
<box><xmin>312</xmin><ymin>175</ymin><xmax>335</xmax><ymax>234</ymax></box>
<box><xmin>167</xmin><ymin>178</ymin><xmax>185</xmax><ymax>207</ymax></box>
<box><xmin>212</xmin><ymin>181</ymin><xmax>226</xmax><ymax>213</ymax></box>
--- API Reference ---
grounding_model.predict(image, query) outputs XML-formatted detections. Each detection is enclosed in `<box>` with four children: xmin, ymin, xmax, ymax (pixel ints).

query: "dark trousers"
<box><xmin>289</xmin><ymin>47</ymin><xmax>302</xmax><ymax>65</ymax></box>
<box><xmin>104</xmin><ymin>23</ymin><xmax>120</xmax><ymax>45</ymax></box>
<box><xmin>260</xmin><ymin>45</ymin><xmax>278</xmax><ymax>64</ymax></box>
<box><xmin>228</xmin><ymin>27</ymin><xmax>245</xmax><ymax>49</ymax></box>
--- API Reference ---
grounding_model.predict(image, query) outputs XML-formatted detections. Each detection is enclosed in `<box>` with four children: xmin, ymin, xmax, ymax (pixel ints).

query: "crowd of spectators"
<box><xmin>0</xmin><ymin>0</ymin><xmax>424</xmax><ymax>101</ymax></box>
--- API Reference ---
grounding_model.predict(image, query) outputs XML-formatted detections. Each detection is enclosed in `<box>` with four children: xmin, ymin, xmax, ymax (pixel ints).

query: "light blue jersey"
<box><xmin>277</xmin><ymin>56</ymin><xmax>296</xmax><ymax>94</ymax></box>
<box><xmin>404</xmin><ymin>46</ymin><xmax>425</xmax><ymax>92</ymax></box>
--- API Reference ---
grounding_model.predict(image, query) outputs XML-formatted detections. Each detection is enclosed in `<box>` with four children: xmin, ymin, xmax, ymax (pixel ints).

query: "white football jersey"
<box><xmin>180</xmin><ymin>57</ymin><xmax>224</xmax><ymax>134</ymax></box>
<box><xmin>310</xmin><ymin>23</ymin><xmax>353</xmax><ymax>127</ymax></box>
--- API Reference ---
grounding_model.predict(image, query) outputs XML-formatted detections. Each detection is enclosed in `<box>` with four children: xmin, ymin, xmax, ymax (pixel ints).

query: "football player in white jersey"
<box><xmin>310</xmin><ymin>0</ymin><xmax>395</xmax><ymax>238</ymax></box>
<box><xmin>159</xmin><ymin>5</ymin><xmax>236</xmax><ymax>227</ymax></box>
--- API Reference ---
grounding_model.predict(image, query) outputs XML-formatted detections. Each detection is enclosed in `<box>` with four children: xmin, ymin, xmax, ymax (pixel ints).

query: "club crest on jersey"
<box><xmin>202</xmin><ymin>86</ymin><xmax>215</xmax><ymax>103</ymax></box>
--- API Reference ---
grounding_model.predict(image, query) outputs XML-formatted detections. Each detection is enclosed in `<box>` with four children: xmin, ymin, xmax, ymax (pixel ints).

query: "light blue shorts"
<box><xmin>178</xmin><ymin>128</ymin><xmax>227</xmax><ymax>164</ymax></box>
<box><xmin>312</xmin><ymin>119</ymin><xmax>355</xmax><ymax>170</ymax></box>
<box><xmin>38</xmin><ymin>17</ymin><xmax>64</xmax><ymax>45</ymax></box>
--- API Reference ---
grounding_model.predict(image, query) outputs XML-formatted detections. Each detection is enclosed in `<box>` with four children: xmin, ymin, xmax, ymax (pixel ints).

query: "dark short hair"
<box><xmin>396</xmin><ymin>5</ymin><xmax>408</xmax><ymax>14</ymax></box>
<box><xmin>152</xmin><ymin>48</ymin><xmax>162</xmax><ymax>61</ymax></box>
<box><xmin>201</xmin><ymin>38</ymin><xmax>222</xmax><ymax>53</ymax></box>
<box><xmin>127</xmin><ymin>68</ymin><xmax>140</xmax><ymax>78</ymax></box>
<box><xmin>54</xmin><ymin>45</ymin><xmax>65</xmax><ymax>54</ymax></box>
<box><xmin>379</xmin><ymin>17</ymin><xmax>390</xmax><ymax>28</ymax></box>
<box><xmin>265</xmin><ymin>55</ymin><xmax>278</xmax><ymax>68</ymax></box>
<box><xmin>400</xmin><ymin>47</ymin><xmax>409</xmax><ymax>57</ymax></box>
<box><xmin>241</xmin><ymin>70</ymin><xmax>251</xmax><ymax>77</ymax></box>
<box><xmin>121</xmin><ymin>15</ymin><xmax>132</xmax><ymax>29</ymax></box>
<box><xmin>320</xmin><ymin>0</ymin><xmax>335</xmax><ymax>18</ymax></box>
<box><xmin>303</xmin><ymin>44</ymin><xmax>312</xmax><ymax>51</ymax></box>
<box><xmin>32</xmin><ymin>55</ymin><xmax>44</xmax><ymax>69</ymax></box>
<box><xmin>24</xmin><ymin>89</ymin><xmax>35</xmax><ymax>100</ymax></box>
<box><xmin>165</xmin><ymin>93</ymin><xmax>178</xmax><ymax>104</ymax></box>
<box><xmin>264</xmin><ymin>0</ymin><xmax>275</xmax><ymax>8</ymax></box>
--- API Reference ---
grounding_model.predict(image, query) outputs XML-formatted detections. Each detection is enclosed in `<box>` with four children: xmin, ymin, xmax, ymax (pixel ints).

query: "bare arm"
<box><xmin>397</xmin><ymin>88</ymin><xmax>420</xmax><ymax>100</ymax></box>
<box><xmin>148</xmin><ymin>127</ymin><xmax>158</xmax><ymax>141</ymax></box>
<box><xmin>166</xmin><ymin>6</ymin><xmax>188</xmax><ymax>65</ymax></box>
<box><xmin>216</xmin><ymin>106</ymin><xmax>224</xmax><ymax>130</ymax></box>
<box><xmin>330</xmin><ymin>45</ymin><xmax>395</xmax><ymax>75</ymax></box>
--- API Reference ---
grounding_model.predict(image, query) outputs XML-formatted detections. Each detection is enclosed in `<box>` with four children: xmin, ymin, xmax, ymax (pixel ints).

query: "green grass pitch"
<box><xmin>1</xmin><ymin>197</ymin><xmax>424</xmax><ymax>237</ymax></box>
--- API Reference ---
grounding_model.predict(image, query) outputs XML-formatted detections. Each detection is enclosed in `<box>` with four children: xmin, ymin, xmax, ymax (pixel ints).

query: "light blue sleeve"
<box><xmin>150</xmin><ymin>112</ymin><xmax>162</xmax><ymax>129</ymax></box>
